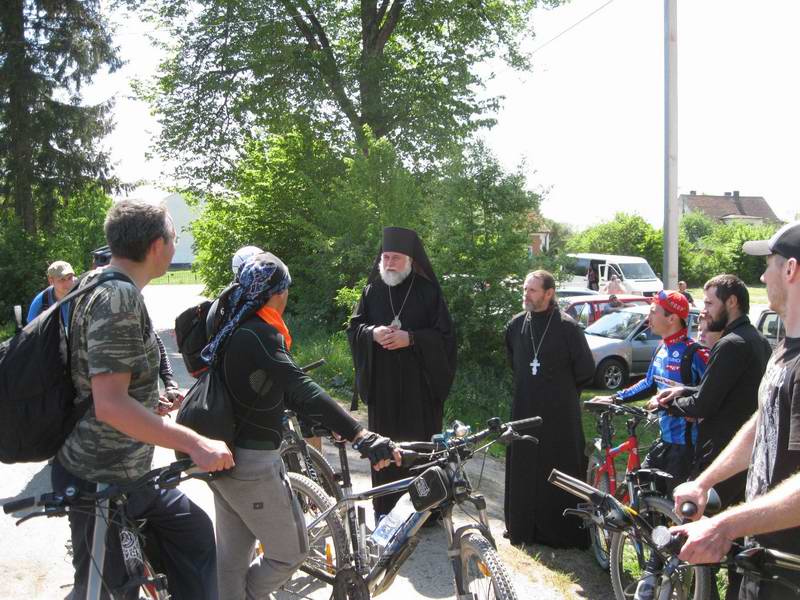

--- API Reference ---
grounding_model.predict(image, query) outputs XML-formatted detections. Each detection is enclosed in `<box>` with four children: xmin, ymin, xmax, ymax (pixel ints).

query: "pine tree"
<box><xmin>0</xmin><ymin>0</ymin><xmax>121</xmax><ymax>233</ymax></box>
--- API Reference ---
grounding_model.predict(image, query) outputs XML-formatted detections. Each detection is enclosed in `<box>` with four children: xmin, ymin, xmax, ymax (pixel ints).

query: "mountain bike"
<box><xmin>653</xmin><ymin>524</ymin><xmax>800</xmax><ymax>598</ymax></box>
<box><xmin>2</xmin><ymin>459</ymin><xmax>211</xmax><ymax>600</ymax></box>
<box><xmin>583</xmin><ymin>400</ymin><xmax>658</xmax><ymax>569</ymax></box>
<box><xmin>288</xmin><ymin>416</ymin><xmax>542</xmax><ymax>600</ymax></box>
<box><xmin>549</xmin><ymin>468</ymin><xmax>714</xmax><ymax>600</ymax></box>
<box><xmin>279</xmin><ymin>358</ymin><xmax>343</xmax><ymax>502</ymax></box>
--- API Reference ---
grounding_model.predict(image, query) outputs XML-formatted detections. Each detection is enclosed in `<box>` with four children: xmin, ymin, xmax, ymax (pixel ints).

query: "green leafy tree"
<box><xmin>130</xmin><ymin>0</ymin><xmax>558</xmax><ymax>184</ymax></box>
<box><xmin>0</xmin><ymin>0</ymin><xmax>122</xmax><ymax>233</ymax></box>
<box><xmin>566</xmin><ymin>213</ymin><xmax>663</xmax><ymax>270</ymax></box>
<box><xmin>693</xmin><ymin>221</ymin><xmax>778</xmax><ymax>284</ymax></box>
<box><xmin>427</xmin><ymin>142</ymin><xmax>538</xmax><ymax>371</ymax></box>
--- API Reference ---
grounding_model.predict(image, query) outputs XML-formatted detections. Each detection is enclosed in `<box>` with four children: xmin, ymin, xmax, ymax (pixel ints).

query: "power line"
<box><xmin>531</xmin><ymin>0</ymin><xmax>617</xmax><ymax>56</ymax></box>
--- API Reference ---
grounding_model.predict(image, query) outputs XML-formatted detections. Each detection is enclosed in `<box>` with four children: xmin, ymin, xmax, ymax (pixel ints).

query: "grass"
<box><xmin>150</xmin><ymin>269</ymin><xmax>201</xmax><ymax>285</ymax></box>
<box><xmin>0</xmin><ymin>321</ymin><xmax>14</xmax><ymax>343</ymax></box>
<box><xmin>687</xmin><ymin>283</ymin><xmax>767</xmax><ymax>306</ymax></box>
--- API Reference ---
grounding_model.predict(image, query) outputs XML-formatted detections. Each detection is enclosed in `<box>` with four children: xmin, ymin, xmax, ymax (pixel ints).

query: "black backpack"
<box><xmin>174</xmin><ymin>284</ymin><xmax>236</xmax><ymax>378</ymax></box>
<box><xmin>0</xmin><ymin>271</ymin><xmax>133</xmax><ymax>464</ymax></box>
<box><xmin>679</xmin><ymin>340</ymin><xmax>703</xmax><ymax>386</ymax></box>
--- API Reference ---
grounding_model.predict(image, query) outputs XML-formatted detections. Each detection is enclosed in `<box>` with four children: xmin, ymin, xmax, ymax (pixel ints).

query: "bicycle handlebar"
<box><xmin>3</xmin><ymin>459</ymin><xmax>210</xmax><ymax>516</ymax></box>
<box><xmin>583</xmin><ymin>400</ymin><xmax>650</xmax><ymax>419</ymax></box>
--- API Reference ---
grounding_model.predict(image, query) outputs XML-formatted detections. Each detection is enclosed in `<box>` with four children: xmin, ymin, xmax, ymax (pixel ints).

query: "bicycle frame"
<box><xmin>590</xmin><ymin>411</ymin><xmax>642</xmax><ymax>501</ymax></box>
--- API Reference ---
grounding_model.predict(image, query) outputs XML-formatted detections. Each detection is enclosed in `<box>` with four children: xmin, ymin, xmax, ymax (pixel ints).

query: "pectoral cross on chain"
<box><xmin>530</xmin><ymin>358</ymin><xmax>541</xmax><ymax>376</ymax></box>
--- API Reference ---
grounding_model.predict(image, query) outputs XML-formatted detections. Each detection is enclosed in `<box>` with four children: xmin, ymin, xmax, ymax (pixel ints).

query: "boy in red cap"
<box><xmin>592</xmin><ymin>289</ymin><xmax>709</xmax><ymax>486</ymax></box>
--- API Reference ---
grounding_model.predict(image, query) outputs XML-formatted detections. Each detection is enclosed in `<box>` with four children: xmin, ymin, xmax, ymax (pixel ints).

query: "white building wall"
<box><xmin>163</xmin><ymin>193</ymin><xmax>201</xmax><ymax>266</ymax></box>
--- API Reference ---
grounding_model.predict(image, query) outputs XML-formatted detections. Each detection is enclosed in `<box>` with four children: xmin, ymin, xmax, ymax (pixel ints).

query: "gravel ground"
<box><xmin>0</xmin><ymin>284</ymin><xmax>614</xmax><ymax>599</ymax></box>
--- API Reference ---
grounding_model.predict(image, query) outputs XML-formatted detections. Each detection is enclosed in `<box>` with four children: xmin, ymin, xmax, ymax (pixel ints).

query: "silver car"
<box><xmin>584</xmin><ymin>304</ymin><xmax>700</xmax><ymax>391</ymax></box>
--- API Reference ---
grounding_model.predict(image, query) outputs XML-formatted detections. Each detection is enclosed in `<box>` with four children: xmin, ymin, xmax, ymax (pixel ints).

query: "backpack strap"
<box><xmin>41</xmin><ymin>286</ymin><xmax>55</xmax><ymax>313</ymax></box>
<box><xmin>679</xmin><ymin>341</ymin><xmax>701</xmax><ymax>386</ymax></box>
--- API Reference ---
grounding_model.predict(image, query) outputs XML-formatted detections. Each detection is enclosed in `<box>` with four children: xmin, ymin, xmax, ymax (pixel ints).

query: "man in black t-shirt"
<box><xmin>669</xmin><ymin>221</ymin><xmax>800</xmax><ymax>600</ymax></box>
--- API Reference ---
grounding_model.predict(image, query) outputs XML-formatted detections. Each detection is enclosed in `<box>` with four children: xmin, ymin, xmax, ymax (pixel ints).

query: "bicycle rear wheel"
<box><xmin>282</xmin><ymin>472</ymin><xmax>348</xmax><ymax>594</ymax></box>
<box><xmin>281</xmin><ymin>440</ymin><xmax>343</xmax><ymax>502</ymax></box>
<box><xmin>456</xmin><ymin>532</ymin><xmax>518</xmax><ymax>600</ymax></box>
<box><xmin>609</xmin><ymin>495</ymin><xmax>711</xmax><ymax>600</ymax></box>
<box><xmin>586</xmin><ymin>456</ymin><xmax>612</xmax><ymax>570</ymax></box>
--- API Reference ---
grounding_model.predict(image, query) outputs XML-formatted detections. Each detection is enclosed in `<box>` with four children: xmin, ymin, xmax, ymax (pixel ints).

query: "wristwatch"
<box><xmin>407</xmin><ymin>331</ymin><xmax>415</xmax><ymax>346</ymax></box>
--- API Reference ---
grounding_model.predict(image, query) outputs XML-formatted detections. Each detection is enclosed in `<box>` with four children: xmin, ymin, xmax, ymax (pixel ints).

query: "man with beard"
<box><xmin>656</xmin><ymin>274</ymin><xmax>771</xmax><ymax>509</ymax></box>
<box><xmin>503</xmin><ymin>270</ymin><xmax>595</xmax><ymax>548</ymax></box>
<box><xmin>348</xmin><ymin>227</ymin><xmax>457</xmax><ymax>519</ymax></box>
<box><xmin>669</xmin><ymin>221</ymin><xmax>800</xmax><ymax>600</ymax></box>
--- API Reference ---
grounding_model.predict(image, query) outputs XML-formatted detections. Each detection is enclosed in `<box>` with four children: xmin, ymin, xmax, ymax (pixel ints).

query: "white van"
<box><xmin>564</xmin><ymin>253</ymin><xmax>664</xmax><ymax>296</ymax></box>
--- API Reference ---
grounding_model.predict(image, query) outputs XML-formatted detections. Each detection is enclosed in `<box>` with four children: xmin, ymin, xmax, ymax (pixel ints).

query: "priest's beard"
<box><xmin>380</xmin><ymin>259</ymin><xmax>412</xmax><ymax>287</ymax></box>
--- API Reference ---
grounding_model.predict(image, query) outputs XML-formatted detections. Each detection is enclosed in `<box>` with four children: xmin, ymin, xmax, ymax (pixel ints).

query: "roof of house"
<box><xmin>680</xmin><ymin>193</ymin><xmax>780</xmax><ymax>223</ymax></box>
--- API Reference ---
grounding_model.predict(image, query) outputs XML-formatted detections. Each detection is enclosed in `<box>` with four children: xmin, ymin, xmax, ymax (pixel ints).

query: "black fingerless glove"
<box><xmin>353</xmin><ymin>432</ymin><xmax>395</xmax><ymax>465</ymax></box>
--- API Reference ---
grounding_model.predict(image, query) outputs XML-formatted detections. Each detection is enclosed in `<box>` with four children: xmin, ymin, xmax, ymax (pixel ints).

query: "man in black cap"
<box><xmin>348</xmin><ymin>226</ymin><xmax>457</xmax><ymax>518</ymax></box>
<box><xmin>670</xmin><ymin>221</ymin><xmax>800</xmax><ymax>600</ymax></box>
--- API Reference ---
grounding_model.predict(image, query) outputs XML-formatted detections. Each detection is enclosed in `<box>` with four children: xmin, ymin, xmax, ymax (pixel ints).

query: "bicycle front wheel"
<box><xmin>586</xmin><ymin>456</ymin><xmax>612</xmax><ymax>571</ymax></box>
<box><xmin>457</xmin><ymin>532</ymin><xmax>519</xmax><ymax>600</ymax></box>
<box><xmin>609</xmin><ymin>495</ymin><xmax>712</xmax><ymax>600</ymax></box>
<box><xmin>281</xmin><ymin>440</ymin><xmax>343</xmax><ymax>502</ymax></box>
<box><xmin>284</xmin><ymin>472</ymin><xmax>348</xmax><ymax>590</ymax></box>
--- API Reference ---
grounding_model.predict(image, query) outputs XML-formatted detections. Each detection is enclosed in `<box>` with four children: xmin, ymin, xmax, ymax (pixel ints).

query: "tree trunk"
<box><xmin>1</xmin><ymin>0</ymin><xmax>36</xmax><ymax>233</ymax></box>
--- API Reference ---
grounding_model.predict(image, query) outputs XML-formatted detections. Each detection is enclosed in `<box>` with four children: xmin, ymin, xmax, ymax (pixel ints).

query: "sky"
<box><xmin>89</xmin><ymin>0</ymin><xmax>800</xmax><ymax>230</ymax></box>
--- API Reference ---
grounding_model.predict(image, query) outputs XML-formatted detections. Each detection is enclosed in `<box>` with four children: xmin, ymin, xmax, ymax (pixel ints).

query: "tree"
<box><xmin>131</xmin><ymin>0</ymin><xmax>558</xmax><ymax>185</ymax></box>
<box><xmin>0</xmin><ymin>0</ymin><xmax>121</xmax><ymax>233</ymax></box>
<box><xmin>566</xmin><ymin>213</ymin><xmax>663</xmax><ymax>270</ymax></box>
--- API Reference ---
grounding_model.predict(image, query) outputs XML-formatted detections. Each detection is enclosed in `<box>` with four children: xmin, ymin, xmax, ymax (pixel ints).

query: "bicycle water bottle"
<box><xmin>634</xmin><ymin>571</ymin><xmax>657</xmax><ymax>600</ymax></box>
<box><xmin>369</xmin><ymin>493</ymin><xmax>416</xmax><ymax>549</ymax></box>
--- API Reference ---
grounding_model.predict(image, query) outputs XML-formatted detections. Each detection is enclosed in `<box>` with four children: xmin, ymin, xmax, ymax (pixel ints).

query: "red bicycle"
<box><xmin>583</xmin><ymin>400</ymin><xmax>657</xmax><ymax>570</ymax></box>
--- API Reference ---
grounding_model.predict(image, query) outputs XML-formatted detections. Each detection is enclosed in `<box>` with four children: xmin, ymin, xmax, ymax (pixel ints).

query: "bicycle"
<box><xmin>2</xmin><ymin>459</ymin><xmax>211</xmax><ymax>600</ymax></box>
<box><xmin>287</xmin><ymin>416</ymin><xmax>542</xmax><ymax>600</ymax></box>
<box><xmin>584</xmin><ymin>399</ymin><xmax>659</xmax><ymax>569</ymax></box>
<box><xmin>549</xmin><ymin>467</ymin><xmax>714</xmax><ymax>600</ymax></box>
<box><xmin>279</xmin><ymin>358</ymin><xmax>344</xmax><ymax>502</ymax></box>
<box><xmin>653</xmin><ymin>523</ymin><xmax>800</xmax><ymax>598</ymax></box>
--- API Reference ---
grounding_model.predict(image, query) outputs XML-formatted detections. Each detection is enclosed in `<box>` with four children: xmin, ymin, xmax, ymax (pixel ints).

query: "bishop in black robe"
<box><xmin>348</xmin><ymin>227</ymin><xmax>457</xmax><ymax>517</ymax></box>
<box><xmin>504</xmin><ymin>290</ymin><xmax>595</xmax><ymax>548</ymax></box>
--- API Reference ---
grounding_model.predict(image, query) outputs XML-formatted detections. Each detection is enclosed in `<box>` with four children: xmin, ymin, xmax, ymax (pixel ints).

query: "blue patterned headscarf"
<box><xmin>201</xmin><ymin>252</ymin><xmax>291</xmax><ymax>365</ymax></box>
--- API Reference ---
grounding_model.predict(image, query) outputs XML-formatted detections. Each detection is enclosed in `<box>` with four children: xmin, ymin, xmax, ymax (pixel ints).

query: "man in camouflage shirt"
<box><xmin>51</xmin><ymin>200</ymin><xmax>234</xmax><ymax>600</ymax></box>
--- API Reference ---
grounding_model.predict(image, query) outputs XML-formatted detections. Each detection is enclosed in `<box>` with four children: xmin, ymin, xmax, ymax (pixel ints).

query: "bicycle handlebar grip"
<box><xmin>506</xmin><ymin>416</ymin><xmax>543</xmax><ymax>431</ymax></box>
<box><xmin>399</xmin><ymin>449</ymin><xmax>422</xmax><ymax>468</ymax></box>
<box><xmin>680</xmin><ymin>501</ymin><xmax>698</xmax><ymax>519</ymax></box>
<box><xmin>3</xmin><ymin>496</ymin><xmax>36</xmax><ymax>514</ymax></box>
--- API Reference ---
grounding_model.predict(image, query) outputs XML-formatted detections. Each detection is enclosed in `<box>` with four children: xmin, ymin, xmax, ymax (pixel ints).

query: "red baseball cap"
<box><xmin>654</xmin><ymin>290</ymin><xmax>689</xmax><ymax>320</ymax></box>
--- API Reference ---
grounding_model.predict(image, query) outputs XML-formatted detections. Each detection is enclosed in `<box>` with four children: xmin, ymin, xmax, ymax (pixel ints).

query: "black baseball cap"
<box><xmin>742</xmin><ymin>221</ymin><xmax>800</xmax><ymax>261</ymax></box>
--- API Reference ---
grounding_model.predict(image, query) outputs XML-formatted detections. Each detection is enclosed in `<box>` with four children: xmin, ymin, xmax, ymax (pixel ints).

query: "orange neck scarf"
<box><xmin>256</xmin><ymin>305</ymin><xmax>293</xmax><ymax>350</ymax></box>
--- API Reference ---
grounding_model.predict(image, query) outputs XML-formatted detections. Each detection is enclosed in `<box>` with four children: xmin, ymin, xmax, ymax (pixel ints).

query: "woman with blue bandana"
<box><xmin>203</xmin><ymin>252</ymin><xmax>399</xmax><ymax>600</ymax></box>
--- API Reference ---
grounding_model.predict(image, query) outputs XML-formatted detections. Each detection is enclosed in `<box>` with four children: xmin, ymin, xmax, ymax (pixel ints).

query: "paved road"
<box><xmin>1</xmin><ymin>284</ymin><xmax>570</xmax><ymax>600</ymax></box>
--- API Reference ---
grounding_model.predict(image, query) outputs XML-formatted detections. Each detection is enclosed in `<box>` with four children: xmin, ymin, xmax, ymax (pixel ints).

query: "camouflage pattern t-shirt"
<box><xmin>58</xmin><ymin>267</ymin><xmax>160</xmax><ymax>484</ymax></box>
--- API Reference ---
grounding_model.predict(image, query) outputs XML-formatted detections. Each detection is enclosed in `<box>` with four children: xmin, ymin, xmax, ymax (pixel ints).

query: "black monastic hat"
<box><xmin>368</xmin><ymin>226</ymin><xmax>439</xmax><ymax>285</ymax></box>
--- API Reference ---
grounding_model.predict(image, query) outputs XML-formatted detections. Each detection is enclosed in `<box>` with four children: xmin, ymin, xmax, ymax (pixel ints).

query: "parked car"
<box><xmin>556</xmin><ymin>287</ymin><xmax>599</xmax><ymax>298</ymax></box>
<box><xmin>559</xmin><ymin>294</ymin><xmax>651</xmax><ymax>329</ymax></box>
<box><xmin>756</xmin><ymin>308</ymin><xmax>785</xmax><ymax>351</ymax></box>
<box><xmin>584</xmin><ymin>304</ymin><xmax>701</xmax><ymax>390</ymax></box>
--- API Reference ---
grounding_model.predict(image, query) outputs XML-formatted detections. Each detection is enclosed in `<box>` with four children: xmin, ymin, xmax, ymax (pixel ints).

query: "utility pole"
<box><xmin>663</xmin><ymin>0</ymin><xmax>679</xmax><ymax>289</ymax></box>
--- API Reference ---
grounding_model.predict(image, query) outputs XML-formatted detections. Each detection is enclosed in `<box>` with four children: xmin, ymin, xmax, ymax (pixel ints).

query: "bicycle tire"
<box><xmin>609</xmin><ymin>495</ymin><xmax>712</xmax><ymax>600</ymax></box>
<box><xmin>586</xmin><ymin>457</ymin><xmax>612</xmax><ymax>571</ymax></box>
<box><xmin>456</xmin><ymin>532</ymin><xmax>519</xmax><ymax>600</ymax></box>
<box><xmin>140</xmin><ymin>557</ymin><xmax>169</xmax><ymax>600</ymax></box>
<box><xmin>283</xmin><ymin>472</ymin><xmax>348</xmax><ymax>594</ymax></box>
<box><xmin>281</xmin><ymin>440</ymin><xmax>343</xmax><ymax>502</ymax></box>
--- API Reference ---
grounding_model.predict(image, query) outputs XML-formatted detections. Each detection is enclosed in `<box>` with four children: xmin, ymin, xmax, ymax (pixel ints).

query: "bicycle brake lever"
<box><xmin>519</xmin><ymin>434</ymin><xmax>539</xmax><ymax>445</ymax></box>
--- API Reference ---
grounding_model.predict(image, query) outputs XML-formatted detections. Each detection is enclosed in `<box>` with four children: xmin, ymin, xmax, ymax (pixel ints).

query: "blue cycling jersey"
<box><xmin>616</xmin><ymin>330</ymin><xmax>709</xmax><ymax>445</ymax></box>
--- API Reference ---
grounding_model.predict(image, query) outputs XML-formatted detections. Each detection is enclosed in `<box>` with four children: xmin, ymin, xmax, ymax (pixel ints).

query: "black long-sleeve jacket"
<box><xmin>669</xmin><ymin>316</ymin><xmax>771</xmax><ymax>465</ymax></box>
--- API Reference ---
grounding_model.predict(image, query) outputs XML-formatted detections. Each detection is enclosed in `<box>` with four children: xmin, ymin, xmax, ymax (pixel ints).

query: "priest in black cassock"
<box><xmin>504</xmin><ymin>269</ymin><xmax>595</xmax><ymax>548</ymax></box>
<box><xmin>347</xmin><ymin>227</ymin><xmax>457</xmax><ymax>518</ymax></box>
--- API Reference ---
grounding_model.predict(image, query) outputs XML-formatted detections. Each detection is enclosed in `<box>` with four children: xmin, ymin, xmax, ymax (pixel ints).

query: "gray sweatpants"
<box><xmin>209</xmin><ymin>448</ymin><xmax>309</xmax><ymax>600</ymax></box>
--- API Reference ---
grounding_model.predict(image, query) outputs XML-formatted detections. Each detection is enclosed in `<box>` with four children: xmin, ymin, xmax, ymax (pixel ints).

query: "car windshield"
<box><xmin>585</xmin><ymin>310</ymin><xmax>646</xmax><ymax>339</ymax></box>
<box><xmin>619</xmin><ymin>262</ymin><xmax>657</xmax><ymax>280</ymax></box>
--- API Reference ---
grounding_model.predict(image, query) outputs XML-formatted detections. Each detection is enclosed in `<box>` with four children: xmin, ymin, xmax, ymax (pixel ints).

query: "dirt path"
<box><xmin>0</xmin><ymin>284</ymin><xmax>615</xmax><ymax>599</ymax></box>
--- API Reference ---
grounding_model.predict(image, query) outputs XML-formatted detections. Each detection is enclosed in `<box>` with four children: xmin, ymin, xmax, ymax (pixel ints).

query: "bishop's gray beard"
<box><xmin>380</xmin><ymin>260</ymin><xmax>412</xmax><ymax>287</ymax></box>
